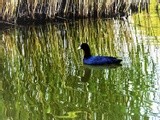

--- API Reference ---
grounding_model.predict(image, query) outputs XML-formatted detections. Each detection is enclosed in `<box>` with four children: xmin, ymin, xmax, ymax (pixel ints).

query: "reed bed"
<box><xmin>0</xmin><ymin>0</ymin><xmax>153</xmax><ymax>24</ymax></box>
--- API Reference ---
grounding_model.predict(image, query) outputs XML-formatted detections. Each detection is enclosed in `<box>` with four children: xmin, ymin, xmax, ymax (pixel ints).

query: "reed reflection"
<box><xmin>1</xmin><ymin>18</ymin><xmax>160</xmax><ymax>119</ymax></box>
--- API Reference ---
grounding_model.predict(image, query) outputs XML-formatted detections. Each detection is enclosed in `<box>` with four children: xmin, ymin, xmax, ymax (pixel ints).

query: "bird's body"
<box><xmin>78</xmin><ymin>43</ymin><xmax>122</xmax><ymax>65</ymax></box>
<box><xmin>83</xmin><ymin>56</ymin><xmax>122</xmax><ymax>65</ymax></box>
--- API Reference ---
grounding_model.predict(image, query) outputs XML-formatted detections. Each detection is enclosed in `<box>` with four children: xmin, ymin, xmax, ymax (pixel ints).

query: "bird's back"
<box><xmin>83</xmin><ymin>56</ymin><xmax>122</xmax><ymax>65</ymax></box>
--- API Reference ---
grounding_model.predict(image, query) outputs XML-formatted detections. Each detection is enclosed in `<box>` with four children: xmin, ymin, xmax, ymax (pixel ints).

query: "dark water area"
<box><xmin>0</xmin><ymin>13</ymin><xmax>160</xmax><ymax>120</ymax></box>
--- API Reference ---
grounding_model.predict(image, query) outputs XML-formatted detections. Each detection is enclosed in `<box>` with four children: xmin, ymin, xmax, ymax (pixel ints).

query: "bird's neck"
<box><xmin>84</xmin><ymin>50</ymin><xmax>92</xmax><ymax>58</ymax></box>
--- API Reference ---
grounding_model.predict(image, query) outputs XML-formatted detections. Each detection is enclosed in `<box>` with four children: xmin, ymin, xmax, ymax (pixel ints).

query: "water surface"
<box><xmin>1</xmin><ymin>15</ymin><xmax>160</xmax><ymax>120</ymax></box>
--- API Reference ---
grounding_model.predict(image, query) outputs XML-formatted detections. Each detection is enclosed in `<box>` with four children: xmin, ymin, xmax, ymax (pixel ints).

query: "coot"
<box><xmin>78</xmin><ymin>43</ymin><xmax>122</xmax><ymax>65</ymax></box>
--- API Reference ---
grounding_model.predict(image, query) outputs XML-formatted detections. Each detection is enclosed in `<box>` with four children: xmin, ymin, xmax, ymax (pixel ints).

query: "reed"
<box><xmin>0</xmin><ymin>0</ymin><xmax>153</xmax><ymax>24</ymax></box>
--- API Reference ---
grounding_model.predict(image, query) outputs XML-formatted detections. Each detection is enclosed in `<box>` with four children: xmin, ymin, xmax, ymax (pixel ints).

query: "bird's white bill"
<box><xmin>78</xmin><ymin>46</ymin><xmax>81</xmax><ymax>50</ymax></box>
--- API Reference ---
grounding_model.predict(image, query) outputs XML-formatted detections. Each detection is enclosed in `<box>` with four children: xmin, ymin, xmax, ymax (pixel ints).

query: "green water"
<box><xmin>0</xmin><ymin>15</ymin><xmax>160</xmax><ymax>119</ymax></box>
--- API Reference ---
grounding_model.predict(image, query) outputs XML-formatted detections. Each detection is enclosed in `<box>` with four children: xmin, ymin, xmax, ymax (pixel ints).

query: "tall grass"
<box><xmin>0</xmin><ymin>0</ymin><xmax>152</xmax><ymax>24</ymax></box>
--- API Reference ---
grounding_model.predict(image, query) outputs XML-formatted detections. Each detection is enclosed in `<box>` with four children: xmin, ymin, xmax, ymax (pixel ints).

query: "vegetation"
<box><xmin>0</xmin><ymin>0</ymin><xmax>153</xmax><ymax>25</ymax></box>
<box><xmin>0</xmin><ymin>0</ymin><xmax>160</xmax><ymax>120</ymax></box>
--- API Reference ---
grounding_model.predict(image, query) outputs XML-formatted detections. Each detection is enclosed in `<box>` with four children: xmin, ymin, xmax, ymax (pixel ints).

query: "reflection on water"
<box><xmin>81</xmin><ymin>67</ymin><xmax>91</xmax><ymax>82</ymax></box>
<box><xmin>1</xmin><ymin>16</ymin><xmax>160</xmax><ymax>119</ymax></box>
<box><xmin>81</xmin><ymin>64</ymin><xmax>122</xmax><ymax>82</ymax></box>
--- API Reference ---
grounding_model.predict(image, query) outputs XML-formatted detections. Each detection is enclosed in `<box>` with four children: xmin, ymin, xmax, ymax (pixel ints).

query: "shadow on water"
<box><xmin>1</xmin><ymin>15</ymin><xmax>160</xmax><ymax>120</ymax></box>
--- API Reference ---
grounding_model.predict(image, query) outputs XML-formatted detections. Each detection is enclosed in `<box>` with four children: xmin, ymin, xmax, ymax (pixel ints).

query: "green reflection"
<box><xmin>1</xmin><ymin>18</ymin><xmax>160</xmax><ymax>120</ymax></box>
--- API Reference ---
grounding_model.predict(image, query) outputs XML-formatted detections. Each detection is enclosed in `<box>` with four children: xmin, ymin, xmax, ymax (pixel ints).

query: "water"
<box><xmin>0</xmin><ymin>14</ymin><xmax>160</xmax><ymax>119</ymax></box>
